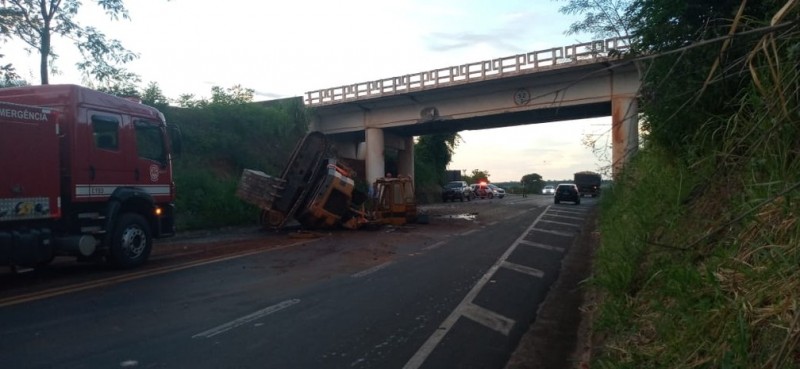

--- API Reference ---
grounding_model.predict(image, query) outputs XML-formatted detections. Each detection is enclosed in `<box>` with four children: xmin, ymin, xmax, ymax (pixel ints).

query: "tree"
<box><xmin>0</xmin><ymin>52</ymin><xmax>24</xmax><ymax>86</ymax></box>
<box><xmin>96</xmin><ymin>83</ymin><xmax>139</xmax><ymax>98</ymax></box>
<box><xmin>415</xmin><ymin>133</ymin><xmax>461</xmax><ymax>185</ymax></box>
<box><xmin>463</xmin><ymin>169</ymin><xmax>491</xmax><ymax>184</ymax></box>
<box><xmin>629</xmin><ymin>0</ymin><xmax>778</xmax><ymax>154</ymax></box>
<box><xmin>2</xmin><ymin>0</ymin><xmax>140</xmax><ymax>85</ymax></box>
<box><xmin>520</xmin><ymin>173</ymin><xmax>544</xmax><ymax>194</ymax></box>
<box><xmin>413</xmin><ymin>133</ymin><xmax>461</xmax><ymax>202</ymax></box>
<box><xmin>140</xmin><ymin>81</ymin><xmax>169</xmax><ymax>111</ymax></box>
<box><xmin>556</xmin><ymin>0</ymin><xmax>637</xmax><ymax>40</ymax></box>
<box><xmin>210</xmin><ymin>85</ymin><xmax>254</xmax><ymax>105</ymax></box>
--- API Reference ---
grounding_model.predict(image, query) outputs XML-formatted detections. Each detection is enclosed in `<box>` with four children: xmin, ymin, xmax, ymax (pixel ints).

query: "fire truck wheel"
<box><xmin>108</xmin><ymin>213</ymin><xmax>152</xmax><ymax>268</ymax></box>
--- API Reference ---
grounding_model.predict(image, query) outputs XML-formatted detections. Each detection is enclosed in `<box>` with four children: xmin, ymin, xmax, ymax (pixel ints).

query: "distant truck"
<box><xmin>237</xmin><ymin>132</ymin><xmax>417</xmax><ymax>230</ymax></box>
<box><xmin>0</xmin><ymin>85</ymin><xmax>181</xmax><ymax>271</ymax></box>
<box><xmin>445</xmin><ymin>170</ymin><xmax>462</xmax><ymax>182</ymax></box>
<box><xmin>574</xmin><ymin>171</ymin><xmax>602</xmax><ymax>197</ymax></box>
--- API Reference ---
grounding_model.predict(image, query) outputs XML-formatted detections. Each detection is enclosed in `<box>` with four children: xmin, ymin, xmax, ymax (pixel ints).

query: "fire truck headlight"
<box><xmin>154</xmin><ymin>207</ymin><xmax>163</xmax><ymax>216</ymax></box>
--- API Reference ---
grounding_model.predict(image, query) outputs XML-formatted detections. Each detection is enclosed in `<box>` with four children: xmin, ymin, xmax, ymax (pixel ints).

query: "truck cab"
<box><xmin>0</xmin><ymin>85</ymin><xmax>179</xmax><ymax>269</ymax></box>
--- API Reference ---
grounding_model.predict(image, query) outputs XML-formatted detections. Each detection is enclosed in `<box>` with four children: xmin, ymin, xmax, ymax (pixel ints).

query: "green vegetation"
<box><xmin>588</xmin><ymin>0</ymin><xmax>800</xmax><ymax>367</ymax></box>
<box><xmin>462</xmin><ymin>169</ymin><xmax>491</xmax><ymax>184</ymax></box>
<box><xmin>154</xmin><ymin>85</ymin><xmax>309</xmax><ymax>230</ymax></box>
<box><xmin>414</xmin><ymin>133</ymin><xmax>461</xmax><ymax>203</ymax></box>
<box><xmin>520</xmin><ymin>173</ymin><xmax>545</xmax><ymax>194</ymax></box>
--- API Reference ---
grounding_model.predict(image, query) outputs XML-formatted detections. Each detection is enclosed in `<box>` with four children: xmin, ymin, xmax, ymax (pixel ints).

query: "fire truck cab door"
<box><xmin>85</xmin><ymin>111</ymin><xmax>134</xmax><ymax>190</ymax></box>
<box><xmin>131</xmin><ymin>119</ymin><xmax>171</xmax><ymax>201</ymax></box>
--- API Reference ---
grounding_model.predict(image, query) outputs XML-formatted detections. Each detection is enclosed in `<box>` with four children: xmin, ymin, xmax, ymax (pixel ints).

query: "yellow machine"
<box><xmin>370</xmin><ymin>176</ymin><xmax>417</xmax><ymax>226</ymax></box>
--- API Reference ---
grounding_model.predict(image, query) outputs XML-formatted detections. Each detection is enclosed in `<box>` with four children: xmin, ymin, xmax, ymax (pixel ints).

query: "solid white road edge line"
<box><xmin>401</xmin><ymin>206</ymin><xmax>551</xmax><ymax>369</ymax></box>
<box><xmin>192</xmin><ymin>299</ymin><xmax>301</xmax><ymax>339</ymax></box>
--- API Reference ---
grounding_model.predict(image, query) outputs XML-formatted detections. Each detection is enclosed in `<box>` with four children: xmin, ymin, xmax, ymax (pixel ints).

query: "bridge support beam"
<box><xmin>397</xmin><ymin>136</ymin><xmax>414</xmax><ymax>179</ymax></box>
<box><xmin>611</xmin><ymin>96</ymin><xmax>639</xmax><ymax>178</ymax></box>
<box><xmin>365</xmin><ymin>128</ymin><xmax>385</xmax><ymax>185</ymax></box>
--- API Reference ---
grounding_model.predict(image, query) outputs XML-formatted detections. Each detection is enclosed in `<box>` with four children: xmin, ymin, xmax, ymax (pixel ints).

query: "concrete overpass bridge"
<box><xmin>304</xmin><ymin>37</ymin><xmax>641</xmax><ymax>184</ymax></box>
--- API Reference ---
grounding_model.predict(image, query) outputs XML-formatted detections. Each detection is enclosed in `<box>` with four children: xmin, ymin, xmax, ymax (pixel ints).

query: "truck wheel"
<box><xmin>108</xmin><ymin>213</ymin><xmax>152</xmax><ymax>268</ymax></box>
<box><xmin>261</xmin><ymin>210</ymin><xmax>285</xmax><ymax>228</ymax></box>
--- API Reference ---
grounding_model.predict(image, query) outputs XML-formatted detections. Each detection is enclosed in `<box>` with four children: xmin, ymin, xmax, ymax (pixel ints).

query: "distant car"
<box><xmin>554</xmin><ymin>183</ymin><xmax>580</xmax><ymax>204</ymax></box>
<box><xmin>442</xmin><ymin>181</ymin><xmax>474</xmax><ymax>202</ymax></box>
<box><xmin>488</xmin><ymin>184</ymin><xmax>505</xmax><ymax>198</ymax></box>
<box><xmin>542</xmin><ymin>185</ymin><xmax>555</xmax><ymax>195</ymax></box>
<box><xmin>470</xmin><ymin>183</ymin><xmax>494</xmax><ymax>199</ymax></box>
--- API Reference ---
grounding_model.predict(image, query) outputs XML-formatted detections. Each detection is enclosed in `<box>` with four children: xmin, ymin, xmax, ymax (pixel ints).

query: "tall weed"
<box><xmin>593</xmin><ymin>12</ymin><xmax>800</xmax><ymax>368</ymax></box>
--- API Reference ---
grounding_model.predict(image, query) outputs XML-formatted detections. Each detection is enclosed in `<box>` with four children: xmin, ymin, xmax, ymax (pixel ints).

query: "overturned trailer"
<box><xmin>236</xmin><ymin>132</ymin><xmax>416</xmax><ymax>230</ymax></box>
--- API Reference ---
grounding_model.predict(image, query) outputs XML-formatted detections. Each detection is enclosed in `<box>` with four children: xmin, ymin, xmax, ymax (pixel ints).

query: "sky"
<box><xmin>5</xmin><ymin>0</ymin><xmax>613</xmax><ymax>182</ymax></box>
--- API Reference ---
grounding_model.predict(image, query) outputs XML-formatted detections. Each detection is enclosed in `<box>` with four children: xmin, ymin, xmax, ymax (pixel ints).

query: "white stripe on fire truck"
<box><xmin>74</xmin><ymin>184</ymin><xmax>171</xmax><ymax>198</ymax></box>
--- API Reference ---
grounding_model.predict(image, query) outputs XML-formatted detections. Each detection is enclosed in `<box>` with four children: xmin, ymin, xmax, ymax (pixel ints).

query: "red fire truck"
<box><xmin>0</xmin><ymin>84</ymin><xmax>180</xmax><ymax>271</ymax></box>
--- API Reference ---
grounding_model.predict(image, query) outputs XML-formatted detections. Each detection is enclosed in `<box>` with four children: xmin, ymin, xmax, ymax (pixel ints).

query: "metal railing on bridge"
<box><xmin>304</xmin><ymin>36</ymin><xmax>632</xmax><ymax>107</ymax></box>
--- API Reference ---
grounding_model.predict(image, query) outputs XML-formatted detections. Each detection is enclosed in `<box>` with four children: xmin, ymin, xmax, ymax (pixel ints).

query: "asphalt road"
<box><xmin>0</xmin><ymin>194</ymin><xmax>595</xmax><ymax>368</ymax></box>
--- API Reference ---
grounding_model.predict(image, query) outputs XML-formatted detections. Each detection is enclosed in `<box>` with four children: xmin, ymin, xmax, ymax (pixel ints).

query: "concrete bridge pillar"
<box><xmin>611</xmin><ymin>96</ymin><xmax>639</xmax><ymax>178</ymax></box>
<box><xmin>397</xmin><ymin>136</ymin><xmax>415</xmax><ymax>179</ymax></box>
<box><xmin>365</xmin><ymin>128</ymin><xmax>385</xmax><ymax>184</ymax></box>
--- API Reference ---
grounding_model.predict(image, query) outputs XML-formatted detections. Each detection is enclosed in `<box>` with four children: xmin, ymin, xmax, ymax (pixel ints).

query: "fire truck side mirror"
<box><xmin>168</xmin><ymin>124</ymin><xmax>182</xmax><ymax>159</ymax></box>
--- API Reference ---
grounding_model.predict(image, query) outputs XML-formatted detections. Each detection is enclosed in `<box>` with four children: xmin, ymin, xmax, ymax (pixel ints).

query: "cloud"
<box><xmin>253</xmin><ymin>90</ymin><xmax>287</xmax><ymax>100</ymax></box>
<box><xmin>425</xmin><ymin>32</ymin><xmax>520</xmax><ymax>53</ymax></box>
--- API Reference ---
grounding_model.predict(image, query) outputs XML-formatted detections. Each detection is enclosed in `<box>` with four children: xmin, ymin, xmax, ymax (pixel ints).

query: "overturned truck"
<box><xmin>236</xmin><ymin>132</ymin><xmax>416</xmax><ymax>230</ymax></box>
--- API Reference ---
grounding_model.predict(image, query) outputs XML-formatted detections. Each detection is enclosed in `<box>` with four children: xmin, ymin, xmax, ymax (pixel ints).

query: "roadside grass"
<box><xmin>175</xmin><ymin>167</ymin><xmax>259</xmax><ymax>230</ymax></box>
<box><xmin>590</xmin><ymin>22</ymin><xmax>800</xmax><ymax>369</ymax></box>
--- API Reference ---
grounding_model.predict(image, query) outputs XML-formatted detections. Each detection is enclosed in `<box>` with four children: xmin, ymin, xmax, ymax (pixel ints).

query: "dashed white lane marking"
<box><xmin>539</xmin><ymin>219</ymin><xmax>581</xmax><ymax>227</ymax></box>
<box><xmin>423</xmin><ymin>241</ymin><xmax>447</xmax><ymax>251</ymax></box>
<box><xmin>192</xmin><ymin>299</ymin><xmax>300</xmax><ymax>339</ymax></box>
<box><xmin>501</xmin><ymin>261</ymin><xmax>544</xmax><ymax>278</ymax></box>
<box><xmin>518</xmin><ymin>239</ymin><xmax>565</xmax><ymax>253</ymax></box>
<box><xmin>549</xmin><ymin>210</ymin><xmax>586</xmax><ymax>217</ymax></box>
<box><xmin>487</xmin><ymin>221</ymin><xmax>499</xmax><ymax>226</ymax></box>
<box><xmin>551</xmin><ymin>208</ymin><xmax>588</xmax><ymax>214</ymax></box>
<box><xmin>529</xmin><ymin>228</ymin><xmax>576</xmax><ymax>237</ymax></box>
<box><xmin>458</xmin><ymin>229</ymin><xmax>478</xmax><ymax>236</ymax></box>
<box><xmin>545</xmin><ymin>214</ymin><xmax>584</xmax><ymax>221</ymax></box>
<box><xmin>461</xmin><ymin>303</ymin><xmax>515</xmax><ymax>336</ymax></box>
<box><xmin>402</xmin><ymin>207</ymin><xmax>551</xmax><ymax>369</ymax></box>
<box><xmin>351</xmin><ymin>261</ymin><xmax>394</xmax><ymax>278</ymax></box>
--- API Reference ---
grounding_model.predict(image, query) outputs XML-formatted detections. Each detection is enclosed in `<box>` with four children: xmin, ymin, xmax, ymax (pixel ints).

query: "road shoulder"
<box><xmin>505</xmin><ymin>207</ymin><xmax>598</xmax><ymax>369</ymax></box>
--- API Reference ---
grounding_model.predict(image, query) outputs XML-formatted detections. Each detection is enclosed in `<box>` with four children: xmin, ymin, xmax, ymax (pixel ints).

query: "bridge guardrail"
<box><xmin>304</xmin><ymin>36</ymin><xmax>631</xmax><ymax>107</ymax></box>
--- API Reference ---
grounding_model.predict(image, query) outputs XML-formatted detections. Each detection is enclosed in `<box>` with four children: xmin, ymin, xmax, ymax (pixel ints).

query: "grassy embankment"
<box><xmin>590</xmin><ymin>20</ymin><xmax>799</xmax><ymax>369</ymax></box>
